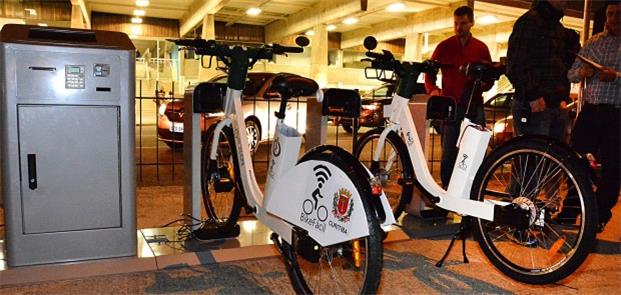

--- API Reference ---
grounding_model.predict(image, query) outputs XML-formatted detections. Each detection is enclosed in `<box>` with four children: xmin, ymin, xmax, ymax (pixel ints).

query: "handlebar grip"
<box><xmin>273</xmin><ymin>44</ymin><xmax>303</xmax><ymax>54</ymax></box>
<box><xmin>365</xmin><ymin>51</ymin><xmax>384</xmax><ymax>60</ymax></box>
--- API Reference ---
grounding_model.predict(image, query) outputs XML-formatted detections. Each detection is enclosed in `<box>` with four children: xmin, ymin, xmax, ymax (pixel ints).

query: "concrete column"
<box><xmin>198</xmin><ymin>14</ymin><xmax>219</xmax><ymax>82</ymax></box>
<box><xmin>310</xmin><ymin>24</ymin><xmax>329</xmax><ymax>87</ymax></box>
<box><xmin>403</xmin><ymin>32</ymin><xmax>421</xmax><ymax>61</ymax></box>
<box><xmin>306</xmin><ymin>24</ymin><xmax>329</xmax><ymax>151</ymax></box>
<box><xmin>335</xmin><ymin>49</ymin><xmax>344</xmax><ymax>68</ymax></box>
<box><xmin>70</xmin><ymin>5</ymin><xmax>84</xmax><ymax>29</ymax></box>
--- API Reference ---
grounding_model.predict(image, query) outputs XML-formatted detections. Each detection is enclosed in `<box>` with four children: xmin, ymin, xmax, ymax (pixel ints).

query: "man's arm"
<box><xmin>567</xmin><ymin>46</ymin><xmax>590</xmax><ymax>83</ymax></box>
<box><xmin>425</xmin><ymin>44</ymin><xmax>442</xmax><ymax>95</ymax></box>
<box><xmin>480</xmin><ymin>43</ymin><xmax>494</xmax><ymax>91</ymax></box>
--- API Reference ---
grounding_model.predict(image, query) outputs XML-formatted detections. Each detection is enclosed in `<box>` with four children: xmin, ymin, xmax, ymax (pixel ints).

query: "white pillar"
<box><xmin>185</xmin><ymin>14</ymin><xmax>218</xmax><ymax>227</ymax></box>
<box><xmin>70</xmin><ymin>5</ymin><xmax>84</xmax><ymax>29</ymax></box>
<box><xmin>306</xmin><ymin>24</ymin><xmax>329</xmax><ymax>151</ymax></box>
<box><xmin>198</xmin><ymin>14</ymin><xmax>219</xmax><ymax>82</ymax></box>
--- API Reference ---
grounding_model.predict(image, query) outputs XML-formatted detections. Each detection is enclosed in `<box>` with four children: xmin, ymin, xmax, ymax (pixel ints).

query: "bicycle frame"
<box><xmin>375</xmin><ymin>93</ymin><xmax>508</xmax><ymax>221</ymax></box>
<box><xmin>209</xmin><ymin>87</ymin><xmax>396</xmax><ymax>246</ymax></box>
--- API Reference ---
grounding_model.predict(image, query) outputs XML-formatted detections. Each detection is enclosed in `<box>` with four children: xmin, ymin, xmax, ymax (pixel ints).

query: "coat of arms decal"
<box><xmin>332</xmin><ymin>188</ymin><xmax>354</xmax><ymax>223</ymax></box>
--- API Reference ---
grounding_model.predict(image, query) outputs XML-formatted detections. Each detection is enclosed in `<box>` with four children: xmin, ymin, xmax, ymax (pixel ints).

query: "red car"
<box><xmin>157</xmin><ymin>72</ymin><xmax>310</xmax><ymax>152</ymax></box>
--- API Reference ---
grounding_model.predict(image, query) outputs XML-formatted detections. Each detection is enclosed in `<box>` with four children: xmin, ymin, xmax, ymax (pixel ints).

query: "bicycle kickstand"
<box><xmin>435</xmin><ymin>217</ymin><xmax>470</xmax><ymax>267</ymax></box>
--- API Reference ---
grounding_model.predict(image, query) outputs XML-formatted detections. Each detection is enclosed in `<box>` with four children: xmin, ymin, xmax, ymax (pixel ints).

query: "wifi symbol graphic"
<box><xmin>313</xmin><ymin>165</ymin><xmax>332</xmax><ymax>188</ymax></box>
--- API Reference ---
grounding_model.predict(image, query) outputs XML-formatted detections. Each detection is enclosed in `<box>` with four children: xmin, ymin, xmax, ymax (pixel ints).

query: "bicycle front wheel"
<box><xmin>282</xmin><ymin>150</ymin><xmax>383</xmax><ymax>294</ymax></box>
<box><xmin>471</xmin><ymin>137</ymin><xmax>596</xmax><ymax>284</ymax></box>
<box><xmin>355</xmin><ymin>129</ymin><xmax>413</xmax><ymax>219</ymax></box>
<box><xmin>200</xmin><ymin>125</ymin><xmax>243</xmax><ymax>230</ymax></box>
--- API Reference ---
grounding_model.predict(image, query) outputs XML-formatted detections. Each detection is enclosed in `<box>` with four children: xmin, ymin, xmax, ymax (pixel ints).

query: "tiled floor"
<box><xmin>0</xmin><ymin>217</ymin><xmax>408</xmax><ymax>286</ymax></box>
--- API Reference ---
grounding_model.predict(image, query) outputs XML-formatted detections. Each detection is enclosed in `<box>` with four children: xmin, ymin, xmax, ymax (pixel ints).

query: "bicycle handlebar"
<box><xmin>169</xmin><ymin>37</ymin><xmax>308</xmax><ymax>91</ymax></box>
<box><xmin>169</xmin><ymin>38</ymin><xmax>304</xmax><ymax>62</ymax></box>
<box><xmin>363</xmin><ymin>46</ymin><xmax>440</xmax><ymax>78</ymax></box>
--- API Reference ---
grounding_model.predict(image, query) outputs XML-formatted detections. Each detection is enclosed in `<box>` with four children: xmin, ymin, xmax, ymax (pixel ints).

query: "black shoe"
<box><xmin>596</xmin><ymin>221</ymin><xmax>608</xmax><ymax>233</ymax></box>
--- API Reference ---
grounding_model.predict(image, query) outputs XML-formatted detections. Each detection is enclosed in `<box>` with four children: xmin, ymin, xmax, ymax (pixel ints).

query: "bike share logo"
<box><xmin>299</xmin><ymin>165</ymin><xmax>332</xmax><ymax>233</ymax></box>
<box><xmin>406</xmin><ymin>132</ymin><xmax>415</xmax><ymax>146</ymax></box>
<box><xmin>332</xmin><ymin>188</ymin><xmax>354</xmax><ymax>223</ymax></box>
<box><xmin>268</xmin><ymin>138</ymin><xmax>281</xmax><ymax>178</ymax></box>
<box><xmin>458</xmin><ymin>153</ymin><xmax>469</xmax><ymax>170</ymax></box>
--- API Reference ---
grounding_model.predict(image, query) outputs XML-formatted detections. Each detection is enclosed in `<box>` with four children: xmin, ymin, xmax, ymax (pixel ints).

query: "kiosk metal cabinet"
<box><xmin>0</xmin><ymin>24</ymin><xmax>136</xmax><ymax>266</ymax></box>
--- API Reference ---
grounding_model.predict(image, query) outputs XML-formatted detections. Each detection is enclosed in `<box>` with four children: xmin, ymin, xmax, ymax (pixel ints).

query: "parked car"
<box><xmin>157</xmin><ymin>72</ymin><xmax>310</xmax><ymax>152</ymax></box>
<box><xmin>333</xmin><ymin>82</ymin><xmax>425</xmax><ymax>133</ymax></box>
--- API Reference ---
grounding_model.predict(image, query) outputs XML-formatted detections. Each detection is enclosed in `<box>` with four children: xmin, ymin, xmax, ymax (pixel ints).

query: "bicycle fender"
<box><xmin>302</xmin><ymin>145</ymin><xmax>396</xmax><ymax>227</ymax></box>
<box><xmin>264</xmin><ymin>159</ymin><xmax>371</xmax><ymax>246</ymax></box>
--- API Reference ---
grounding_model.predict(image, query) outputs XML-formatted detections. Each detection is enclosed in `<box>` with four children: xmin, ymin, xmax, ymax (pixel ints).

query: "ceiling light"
<box><xmin>37</xmin><ymin>23</ymin><xmax>48</xmax><ymax>27</ymax></box>
<box><xmin>247</xmin><ymin>7</ymin><xmax>262</xmax><ymax>16</ymax></box>
<box><xmin>24</xmin><ymin>8</ymin><xmax>37</xmax><ymax>16</ymax></box>
<box><xmin>305</xmin><ymin>30</ymin><xmax>315</xmax><ymax>36</ymax></box>
<box><xmin>326</xmin><ymin>24</ymin><xmax>336</xmax><ymax>31</ymax></box>
<box><xmin>133</xmin><ymin>9</ymin><xmax>146</xmax><ymax>16</ymax></box>
<box><xmin>131</xmin><ymin>26</ymin><xmax>142</xmax><ymax>35</ymax></box>
<box><xmin>131</xmin><ymin>17</ymin><xmax>143</xmax><ymax>24</ymax></box>
<box><xmin>136</xmin><ymin>0</ymin><xmax>149</xmax><ymax>7</ymax></box>
<box><xmin>342</xmin><ymin>17</ymin><xmax>358</xmax><ymax>25</ymax></box>
<box><xmin>386</xmin><ymin>2</ymin><xmax>406</xmax><ymax>12</ymax></box>
<box><xmin>478</xmin><ymin>15</ymin><xmax>497</xmax><ymax>25</ymax></box>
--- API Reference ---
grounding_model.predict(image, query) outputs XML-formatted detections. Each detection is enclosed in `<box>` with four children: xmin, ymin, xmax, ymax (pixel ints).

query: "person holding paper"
<box><xmin>565</xmin><ymin>1</ymin><xmax>620</xmax><ymax>233</ymax></box>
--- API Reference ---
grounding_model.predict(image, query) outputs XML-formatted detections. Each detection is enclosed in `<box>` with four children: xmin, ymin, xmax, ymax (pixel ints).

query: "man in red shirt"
<box><xmin>425</xmin><ymin>5</ymin><xmax>492</xmax><ymax>188</ymax></box>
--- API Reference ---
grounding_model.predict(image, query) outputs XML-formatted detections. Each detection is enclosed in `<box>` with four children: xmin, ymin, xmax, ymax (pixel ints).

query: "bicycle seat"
<box><xmin>460</xmin><ymin>61</ymin><xmax>505</xmax><ymax>81</ymax></box>
<box><xmin>270</xmin><ymin>74</ymin><xmax>319</xmax><ymax>100</ymax></box>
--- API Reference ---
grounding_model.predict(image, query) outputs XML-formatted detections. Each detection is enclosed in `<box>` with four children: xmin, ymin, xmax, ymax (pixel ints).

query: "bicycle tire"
<box><xmin>471</xmin><ymin>137</ymin><xmax>597</xmax><ymax>284</ymax></box>
<box><xmin>355</xmin><ymin>128</ymin><xmax>414</xmax><ymax>219</ymax></box>
<box><xmin>200</xmin><ymin>124</ymin><xmax>243</xmax><ymax>231</ymax></box>
<box><xmin>281</xmin><ymin>148</ymin><xmax>383</xmax><ymax>294</ymax></box>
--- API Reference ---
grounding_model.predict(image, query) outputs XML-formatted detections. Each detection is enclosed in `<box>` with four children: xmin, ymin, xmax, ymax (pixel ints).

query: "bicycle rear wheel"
<box><xmin>200</xmin><ymin>125</ymin><xmax>243</xmax><ymax>230</ymax></box>
<box><xmin>471</xmin><ymin>137</ymin><xmax>596</xmax><ymax>284</ymax></box>
<box><xmin>281</xmin><ymin>149</ymin><xmax>383</xmax><ymax>294</ymax></box>
<box><xmin>355</xmin><ymin>128</ymin><xmax>413</xmax><ymax>219</ymax></box>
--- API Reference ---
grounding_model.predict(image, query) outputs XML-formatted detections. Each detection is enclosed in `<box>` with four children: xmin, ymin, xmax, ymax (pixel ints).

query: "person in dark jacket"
<box><xmin>506</xmin><ymin>0</ymin><xmax>571</xmax><ymax>141</ymax></box>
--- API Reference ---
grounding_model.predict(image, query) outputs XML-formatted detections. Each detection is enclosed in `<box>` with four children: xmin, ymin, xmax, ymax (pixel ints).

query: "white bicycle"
<box><xmin>354</xmin><ymin>36</ymin><xmax>597</xmax><ymax>284</ymax></box>
<box><xmin>171</xmin><ymin>37</ymin><xmax>395</xmax><ymax>294</ymax></box>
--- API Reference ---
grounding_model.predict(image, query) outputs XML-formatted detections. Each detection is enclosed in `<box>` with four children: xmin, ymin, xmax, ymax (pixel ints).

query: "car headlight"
<box><xmin>493</xmin><ymin>121</ymin><xmax>507</xmax><ymax>133</ymax></box>
<box><xmin>362</xmin><ymin>103</ymin><xmax>381</xmax><ymax>111</ymax></box>
<box><xmin>158</xmin><ymin>103</ymin><xmax>167</xmax><ymax>116</ymax></box>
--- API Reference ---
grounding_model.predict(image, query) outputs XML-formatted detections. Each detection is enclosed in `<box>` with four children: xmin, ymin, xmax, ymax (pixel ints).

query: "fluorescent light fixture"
<box><xmin>326</xmin><ymin>24</ymin><xmax>336</xmax><ymax>31</ymax></box>
<box><xmin>386</xmin><ymin>2</ymin><xmax>406</xmax><ymax>12</ymax></box>
<box><xmin>136</xmin><ymin>0</ymin><xmax>149</xmax><ymax>7</ymax></box>
<box><xmin>37</xmin><ymin>23</ymin><xmax>48</xmax><ymax>27</ymax></box>
<box><xmin>24</xmin><ymin>8</ymin><xmax>37</xmax><ymax>16</ymax></box>
<box><xmin>131</xmin><ymin>17</ymin><xmax>143</xmax><ymax>24</ymax></box>
<box><xmin>305</xmin><ymin>30</ymin><xmax>315</xmax><ymax>36</ymax></box>
<box><xmin>478</xmin><ymin>15</ymin><xmax>497</xmax><ymax>25</ymax></box>
<box><xmin>342</xmin><ymin>17</ymin><xmax>358</xmax><ymax>25</ymax></box>
<box><xmin>133</xmin><ymin>9</ymin><xmax>146</xmax><ymax>16</ymax></box>
<box><xmin>247</xmin><ymin>7</ymin><xmax>262</xmax><ymax>16</ymax></box>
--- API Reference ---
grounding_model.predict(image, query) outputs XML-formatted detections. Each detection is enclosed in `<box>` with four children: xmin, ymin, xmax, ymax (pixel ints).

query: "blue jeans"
<box><xmin>511</xmin><ymin>99</ymin><xmax>569</xmax><ymax>142</ymax></box>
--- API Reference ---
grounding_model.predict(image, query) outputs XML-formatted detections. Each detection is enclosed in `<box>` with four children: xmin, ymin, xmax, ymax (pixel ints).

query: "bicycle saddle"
<box><xmin>460</xmin><ymin>61</ymin><xmax>506</xmax><ymax>81</ymax></box>
<box><xmin>270</xmin><ymin>74</ymin><xmax>319</xmax><ymax>99</ymax></box>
